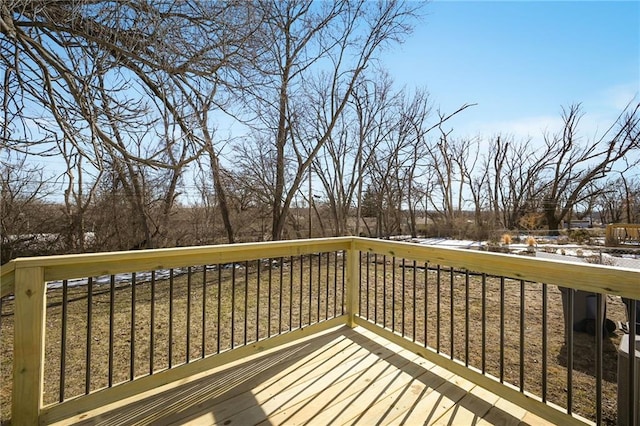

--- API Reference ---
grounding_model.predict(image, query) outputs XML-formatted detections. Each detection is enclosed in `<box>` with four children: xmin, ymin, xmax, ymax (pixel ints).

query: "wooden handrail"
<box><xmin>17</xmin><ymin>237</ymin><xmax>352</xmax><ymax>283</ymax></box>
<box><xmin>0</xmin><ymin>260</ymin><xmax>15</xmax><ymax>298</ymax></box>
<box><xmin>353</xmin><ymin>238</ymin><xmax>640</xmax><ymax>299</ymax></box>
<box><xmin>2</xmin><ymin>236</ymin><xmax>639</xmax><ymax>299</ymax></box>
<box><xmin>3</xmin><ymin>236</ymin><xmax>640</xmax><ymax>425</ymax></box>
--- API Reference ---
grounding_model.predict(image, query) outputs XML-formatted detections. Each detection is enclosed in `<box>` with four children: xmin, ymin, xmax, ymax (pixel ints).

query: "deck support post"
<box><xmin>347</xmin><ymin>241</ymin><xmax>360</xmax><ymax>327</ymax></box>
<box><xmin>12</xmin><ymin>265</ymin><xmax>46</xmax><ymax>425</ymax></box>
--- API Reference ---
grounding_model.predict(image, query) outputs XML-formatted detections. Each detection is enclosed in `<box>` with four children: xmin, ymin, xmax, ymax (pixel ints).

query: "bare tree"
<box><xmin>540</xmin><ymin>102</ymin><xmax>640</xmax><ymax>233</ymax></box>
<box><xmin>482</xmin><ymin>135</ymin><xmax>550</xmax><ymax>230</ymax></box>
<box><xmin>58</xmin><ymin>141</ymin><xmax>102</xmax><ymax>252</ymax></box>
<box><xmin>422</xmin><ymin>105</ymin><xmax>477</xmax><ymax>235</ymax></box>
<box><xmin>236</xmin><ymin>0</ymin><xmax>421</xmax><ymax>240</ymax></box>
<box><xmin>596</xmin><ymin>172</ymin><xmax>640</xmax><ymax>224</ymax></box>
<box><xmin>2</xmin><ymin>1</ymin><xmax>260</xmax><ymax>246</ymax></box>
<box><xmin>310</xmin><ymin>71</ymin><xmax>398</xmax><ymax>236</ymax></box>
<box><xmin>0</xmin><ymin>155</ymin><xmax>59</xmax><ymax>262</ymax></box>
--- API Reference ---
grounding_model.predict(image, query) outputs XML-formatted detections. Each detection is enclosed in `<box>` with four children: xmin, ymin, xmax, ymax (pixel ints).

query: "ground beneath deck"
<box><xmin>56</xmin><ymin>326</ymin><xmax>554</xmax><ymax>426</ymax></box>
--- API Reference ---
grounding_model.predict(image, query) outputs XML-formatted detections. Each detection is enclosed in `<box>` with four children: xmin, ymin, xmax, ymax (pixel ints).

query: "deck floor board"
<box><xmin>54</xmin><ymin>326</ymin><xmax>552</xmax><ymax>426</ymax></box>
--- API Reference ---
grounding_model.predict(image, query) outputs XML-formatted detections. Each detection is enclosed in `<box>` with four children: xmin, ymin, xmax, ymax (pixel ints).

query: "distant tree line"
<box><xmin>1</xmin><ymin>1</ymin><xmax>639</xmax><ymax>262</ymax></box>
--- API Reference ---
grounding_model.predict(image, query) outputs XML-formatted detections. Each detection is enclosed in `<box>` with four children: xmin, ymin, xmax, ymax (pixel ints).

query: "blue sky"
<box><xmin>381</xmin><ymin>0</ymin><xmax>640</xmax><ymax>141</ymax></box>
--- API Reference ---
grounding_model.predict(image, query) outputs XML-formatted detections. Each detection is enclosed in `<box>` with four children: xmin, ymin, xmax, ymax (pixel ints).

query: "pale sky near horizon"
<box><xmin>380</xmin><ymin>0</ymin><xmax>640</xmax><ymax>143</ymax></box>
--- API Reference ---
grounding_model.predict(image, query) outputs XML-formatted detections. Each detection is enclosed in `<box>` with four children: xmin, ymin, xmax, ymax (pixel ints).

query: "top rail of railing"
<box><xmin>0</xmin><ymin>261</ymin><xmax>15</xmax><ymax>298</ymax></box>
<box><xmin>1</xmin><ymin>236</ymin><xmax>639</xmax><ymax>300</ymax></box>
<box><xmin>356</xmin><ymin>238</ymin><xmax>640</xmax><ymax>299</ymax></box>
<box><xmin>0</xmin><ymin>237</ymin><xmax>353</xmax><ymax>298</ymax></box>
<box><xmin>2</xmin><ymin>236</ymin><xmax>639</xmax><ymax>425</ymax></box>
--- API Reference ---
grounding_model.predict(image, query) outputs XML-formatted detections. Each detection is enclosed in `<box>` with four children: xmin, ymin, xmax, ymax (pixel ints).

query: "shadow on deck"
<box><xmin>55</xmin><ymin>326</ymin><xmax>552</xmax><ymax>426</ymax></box>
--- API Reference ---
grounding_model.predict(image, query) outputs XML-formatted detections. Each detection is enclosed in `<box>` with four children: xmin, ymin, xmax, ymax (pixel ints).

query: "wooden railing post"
<box><xmin>346</xmin><ymin>240</ymin><xmax>360</xmax><ymax>327</ymax></box>
<box><xmin>605</xmin><ymin>224</ymin><xmax>614</xmax><ymax>246</ymax></box>
<box><xmin>12</xmin><ymin>265</ymin><xmax>46</xmax><ymax>425</ymax></box>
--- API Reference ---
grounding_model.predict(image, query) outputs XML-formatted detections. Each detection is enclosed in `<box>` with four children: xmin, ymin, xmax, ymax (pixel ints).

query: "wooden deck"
<box><xmin>52</xmin><ymin>326</ymin><xmax>554</xmax><ymax>426</ymax></box>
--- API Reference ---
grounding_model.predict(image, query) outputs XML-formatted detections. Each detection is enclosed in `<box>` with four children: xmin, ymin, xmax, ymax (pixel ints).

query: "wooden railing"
<box><xmin>606</xmin><ymin>223</ymin><xmax>640</xmax><ymax>246</ymax></box>
<box><xmin>1</xmin><ymin>237</ymin><xmax>639</xmax><ymax>425</ymax></box>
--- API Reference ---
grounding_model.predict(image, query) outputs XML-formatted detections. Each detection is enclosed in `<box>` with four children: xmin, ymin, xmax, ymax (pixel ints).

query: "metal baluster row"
<box><xmin>355</xmin><ymin>251</ymin><xmax>621</xmax><ymax>424</ymax></box>
<box><xmin>54</xmin><ymin>252</ymin><xmax>346</xmax><ymax>402</ymax></box>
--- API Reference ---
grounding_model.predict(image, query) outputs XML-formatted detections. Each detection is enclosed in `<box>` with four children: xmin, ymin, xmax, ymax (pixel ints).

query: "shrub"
<box><xmin>569</xmin><ymin>229</ymin><xmax>591</xmax><ymax>244</ymax></box>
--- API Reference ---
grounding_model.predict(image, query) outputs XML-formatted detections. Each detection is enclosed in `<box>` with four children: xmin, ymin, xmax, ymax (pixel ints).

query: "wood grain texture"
<box><xmin>12</xmin><ymin>266</ymin><xmax>46</xmax><ymax>425</ymax></box>
<box><xmin>354</xmin><ymin>237</ymin><xmax>640</xmax><ymax>299</ymax></box>
<box><xmin>40</xmin><ymin>316</ymin><xmax>349</xmax><ymax>424</ymax></box>
<box><xmin>9</xmin><ymin>238</ymin><xmax>352</xmax><ymax>282</ymax></box>
<box><xmin>0</xmin><ymin>260</ymin><xmax>15</xmax><ymax>298</ymax></box>
<box><xmin>354</xmin><ymin>317</ymin><xmax>592</xmax><ymax>426</ymax></box>
<box><xmin>4</xmin><ymin>236</ymin><xmax>634</xmax><ymax>424</ymax></box>
<box><xmin>46</xmin><ymin>326</ymin><xmax>569</xmax><ymax>426</ymax></box>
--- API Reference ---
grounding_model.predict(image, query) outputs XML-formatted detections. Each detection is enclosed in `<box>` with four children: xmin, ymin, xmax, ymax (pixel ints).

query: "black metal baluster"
<box><xmin>59</xmin><ymin>279</ymin><xmax>68</xmax><ymax>402</ymax></box>
<box><xmin>109</xmin><ymin>275</ymin><xmax>115</xmax><ymax>386</ymax></box>
<box><xmin>519</xmin><ymin>279</ymin><xmax>525</xmax><ymax>392</ymax></box>
<box><xmin>308</xmin><ymin>254</ymin><xmax>313</xmax><ymax>324</ymax></box>
<box><xmin>268</xmin><ymin>258</ymin><xmax>272</xmax><ymax>337</ymax></box>
<box><xmin>131</xmin><ymin>273</ymin><xmax>136</xmax><ymax>379</ymax></box>
<box><xmin>436</xmin><ymin>265</ymin><xmax>441</xmax><ymax>353</ymax></box>
<box><xmin>465</xmin><ymin>271</ymin><xmax>469</xmax><ymax>367</ymax></box>
<box><xmin>341</xmin><ymin>250</ymin><xmax>346</xmax><ymax>315</ymax></box>
<box><xmin>400</xmin><ymin>258</ymin><xmax>407</xmax><ymax>337</ymax></box>
<box><xmin>333</xmin><ymin>252</ymin><xmax>338</xmax><ymax>318</ymax></box>
<box><xmin>186</xmin><ymin>268</ymin><xmax>192</xmax><ymax>363</ymax></box>
<box><xmin>366</xmin><ymin>253</ymin><xmax>370</xmax><ymax>320</ymax></box>
<box><xmin>383</xmin><ymin>255</ymin><xmax>387</xmax><ymax>329</ymax></box>
<box><xmin>401</xmin><ymin>259</ymin><xmax>406</xmax><ymax>337</ymax></box>
<box><xmin>244</xmin><ymin>262</ymin><xmax>249</xmax><ymax>344</ymax></box>
<box><xmin>425</xmin><ymin>262</ymin><xmax>428</xmax><ymax>348</ymax></box>
<box><xmin>280</xmin><ymin>257</ymin><xmax>284</xmax><ymax>333</ymax></box>
<box><xmin>299</xmin><ymin>255</ymin><xmax>303</xmax><ymax>328</ymax></box>
<box><xmin>542</xmin><ymin>283</ymin><xmax>548</xmax><ymax>402</ymax></box>
<box><xmin>85</xmin><ymin>277</ymin><xmax>93</xmax><ymax>394</ymax></box>
<box><xmin>217</xmin><ymin>266</ymin><xmax>222</xmax><ymax>352</ymax></box>
<box><xmin>357</xmin><ymin>252</ymin><xmax>362</xmax><ymax>318</ymax></box>
<box><xmin>289</xmin><ymin>256</ymin><xmax>293</xmax><ymax>331</ymax></box>
<box><xmin>481</xmin><ymin>273</ymin><xmax>486</xmax><ymax>374</ymax></box>
<box><xmin>325</xmin><ymin>253</ymin><xmax>330</xmax><ymax>320</ymax></box>
<box><xmin>318</xmin><ymin>253</ymin><xmax>322</xmax><ymax>321</ymax></box>
<box><xmin>412</xmin><ymin>260</ymin><xmax>417</xmax><ymax>342</ymax></box>
<box><xmin>258</xmin><ymin>259</ymin><xmax>262</xmax><ymax>340</ymax></box>
<box><xmin>450</xmin><ymin>267</ymin><xmax>454</xmax><ymax>360</ymax></box>
<box><xmin>500</xmin><ymin>276</ymin><xmax>505</xmax><ymax>383</ymax></box>
<box><xmin>231</xmin><ymin>265</ymin><xmax>236</xmax><ymax>348</ymax></box>
<box><xmin>169</xmin><ymin>269</ymin><xmax>174</xmax><ymax>368</ymax></box>
<box><xmin>202</xmin><ymin>266</ymin><xmax>207</xmax><ymax>358</ymax></box>
<box><xmin>392</xmin><ymin>257</ymin><xmax>396</xmax><ymax>332</ymax></box>
<box><xmin>374</xmin><ymin>254</ymin><xmax>378</xmax><ymax>324</ymax></box>
<box><xmin>150</xmin><ymin>271</ymin><xmax>155</xmax><ymax>374</ymax></box>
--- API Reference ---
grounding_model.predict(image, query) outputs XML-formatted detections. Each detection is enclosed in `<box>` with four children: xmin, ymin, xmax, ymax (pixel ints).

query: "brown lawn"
<box><xmin>0</xmin><ymin>253</ymin><xmax>630</xmax><ymax>425</ymax></box>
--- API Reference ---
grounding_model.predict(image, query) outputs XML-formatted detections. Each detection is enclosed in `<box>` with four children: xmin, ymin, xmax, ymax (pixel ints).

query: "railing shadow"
<box><xmin>339</xmin><ymin>330</ymin><xmax>527</xmax><ymax>425</ymax></box>
<box><xmin>69</xmin><ymin>328</ymin><xmax>347</xmax><ymax>425</ymax></box>
<box><xmin>65</xmin><ymin>326</ymin><xmax>530</xmax><ymax>425</ymax></box>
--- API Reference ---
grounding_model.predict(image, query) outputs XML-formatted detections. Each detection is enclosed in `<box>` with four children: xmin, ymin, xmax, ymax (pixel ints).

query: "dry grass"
<box><xmin>0</xmin><ymin>252</ymin><xmax>630</xmax><ymax>425</ymax></box>
<box><xmin>1</xmin><ymin>254</ymin><xmax>345</xmax><ymax>423</ymax></box>
<box><xmin>358</xmin><ymin>256</ymin><xmax>627</xmax><ymax>425</ymax></box>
